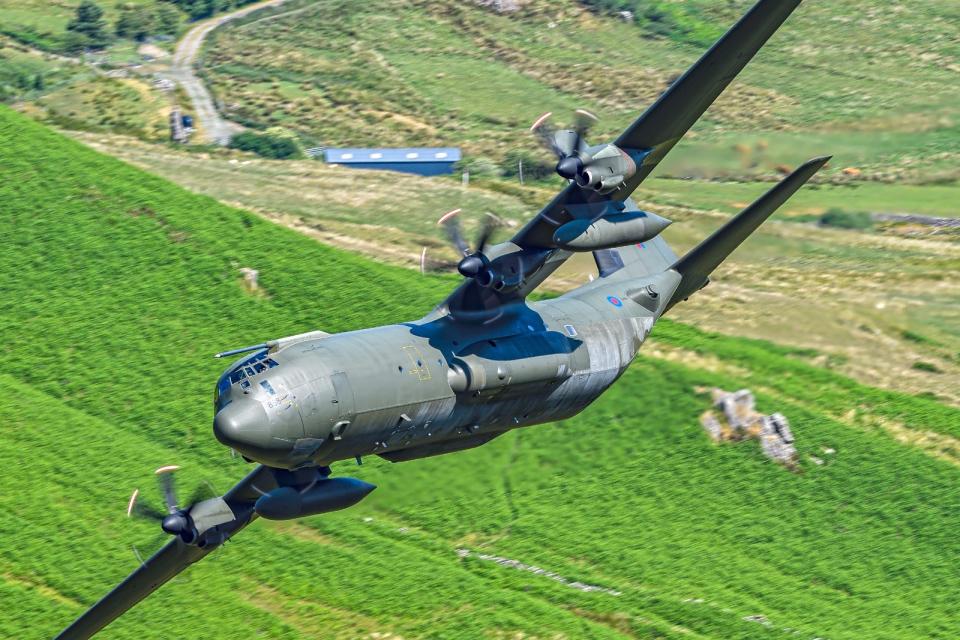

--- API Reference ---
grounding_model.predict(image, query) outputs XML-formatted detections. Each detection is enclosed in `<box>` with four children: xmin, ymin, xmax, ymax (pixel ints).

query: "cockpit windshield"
<box><xmin>214</xmin><ymin>350</ymin><xmax>280</xmax><ymax>410</ymax></box>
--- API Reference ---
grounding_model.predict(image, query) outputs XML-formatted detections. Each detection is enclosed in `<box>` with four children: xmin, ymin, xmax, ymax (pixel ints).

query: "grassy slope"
<box><xmin>3</xmin><ymin>107</ymin><xmax>960</xmax><ymax>639</ymax></box>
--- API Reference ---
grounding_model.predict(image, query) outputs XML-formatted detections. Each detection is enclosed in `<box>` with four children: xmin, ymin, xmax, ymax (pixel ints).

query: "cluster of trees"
<box><xmin>64</xmin><ymin>1</ymin><xmax>112</xmax><ymax>52</ymax></box>
<box><xmin>164</xmin><ymin>0</ymin><xmax>259</xmax><ymax>21</ymax></box>
<box><xmin>455</xmin><ymin>149</ymin><xmax>555</xmax><ymax>182</ymax></box>
<box><xmin>115</xmin><ymin>3</ymin><xmax>183</xmax><ymax>41</ymax></box>
<box><xmin>62</xmin><ymin>0</ymin><xmax>261</xmax><ymax>53</ymax></box>
<box><xmin>228</xmin><ymin>129</ymin><xmax>303</xmax><ymax>159</ymax></box>
<box><xmin>0</xmin><ymin>71</ymin><xmax>45</xmax><ymax>104</ymax></box>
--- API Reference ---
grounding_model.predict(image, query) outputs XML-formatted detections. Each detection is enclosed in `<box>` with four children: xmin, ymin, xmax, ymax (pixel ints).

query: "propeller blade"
<box><xmin>573</xmin><ymin>108</ymin><xmax>598</xmax><ymax>156</ymax></box>
<box><xmin>127</xmin><ymin>487</ymin><xmax>168</xmax><ymax>522</ymax></box>
<box><xmin>185</xmin><ymin>481</ymin><xmax>217</xmax><ymax>511</ymax></box>
<box><xmin>126</xmin><ymin>489</ymin><xmax>139</xmax><ymax>518</ymax></box>
<box><xmin>420</xmin><ymin>247</ymin><xmax>428</xmax><ymax>274</ymax></box>
<box><xmin>155</xmin><ymin>465</ymin><xmax>180</xmax><ymax>514</ymax></box>
<box><xmin>474</xmin><ymin>213</ymin><xmax>501</xmax><ymax>254</ymax></box>
<box><xmin>438</xmin><ymin>209</ymin><xmax>470</xmax><ymax>256</ymax></box>
<box><xmin>574</xmin><ymin>108</ymin><xmax>598</xmax><ymax>137</ymax></box>
<box><xmin>131</xmin><ymin>500</ymin><xmax>168</xmax><ymax>523</ymax></box>
<box><xmin>530</xmin><ymin>112</ymin><xmax>563</xmax><ymax>159</ymax></box>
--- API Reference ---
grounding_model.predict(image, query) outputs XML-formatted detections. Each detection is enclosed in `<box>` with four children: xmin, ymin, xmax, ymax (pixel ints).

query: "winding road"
<box><xmin>171</xmin><ymin>0</ymin><xmax>292</xmax><ymax>145</ymax></box>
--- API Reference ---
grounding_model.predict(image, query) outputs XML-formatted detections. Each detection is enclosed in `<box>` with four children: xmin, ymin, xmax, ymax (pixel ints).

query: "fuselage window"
<box><xmin>253</xmin><ymin>362</ymin><xmax>267</xmax><ymax>374</ymax></box>
<box><xmin>260</xmin><ymin>380</ymin><xmax>276</xmax><ymax>395</ymax></box>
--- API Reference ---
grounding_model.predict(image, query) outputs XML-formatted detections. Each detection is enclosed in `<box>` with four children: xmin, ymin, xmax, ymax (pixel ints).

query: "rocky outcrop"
<box><xmin>700</xmin><ymin>388</ymin><xmax>797</xmax><ymax>467</ymax></box>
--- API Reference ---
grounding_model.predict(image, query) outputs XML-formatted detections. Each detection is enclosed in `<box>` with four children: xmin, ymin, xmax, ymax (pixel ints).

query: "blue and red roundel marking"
<box><xmin>607</xmin><ymin>295</ymin><xmax>623</xmax><ymax>307</ymax></box>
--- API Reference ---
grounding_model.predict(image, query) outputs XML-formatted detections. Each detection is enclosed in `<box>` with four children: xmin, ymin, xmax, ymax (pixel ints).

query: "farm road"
<box><xmin>171</xmin><ymin>0</ymin><xmax>293</xmax><ymax>145</ymax></box>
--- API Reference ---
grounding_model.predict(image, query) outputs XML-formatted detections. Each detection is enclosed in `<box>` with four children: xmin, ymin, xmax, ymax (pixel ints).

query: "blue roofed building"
<box><xmin>324</xmin><ymin>147</ymin><xmax>461</xmax><ymax>176</ymax></box>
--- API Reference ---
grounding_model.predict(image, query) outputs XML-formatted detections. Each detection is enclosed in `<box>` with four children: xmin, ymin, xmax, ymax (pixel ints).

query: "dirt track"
<box><xmin>170</xmin><ymin>0</ymin><xmax>292</xmax><ymax>145</ymax></box>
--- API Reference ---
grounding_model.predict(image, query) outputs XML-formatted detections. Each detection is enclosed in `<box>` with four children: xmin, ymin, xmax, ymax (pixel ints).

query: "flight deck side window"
<box><xmin>216</xmin><ymin>375</ymin><xmax>231</xmax><ymax>400</ymax></box>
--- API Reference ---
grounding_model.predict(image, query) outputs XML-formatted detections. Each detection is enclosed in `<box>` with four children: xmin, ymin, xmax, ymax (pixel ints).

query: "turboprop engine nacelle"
<box><xmin>575</xmin><ymin>143</ymin><xmax>638</xmax><ymax>194</ymax></box>
<box><xmin>254</xmin><ymin>477</ymin><xmax>376</xmax><ymax>520</ymax></box>
<box><xmin>553</xmin><ymin>210</ymin><xmax>672</xmax><ymax>251</ymax></box>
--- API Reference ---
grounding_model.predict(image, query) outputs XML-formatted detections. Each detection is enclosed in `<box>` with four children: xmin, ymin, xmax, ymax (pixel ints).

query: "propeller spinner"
<box><xmin>421</xmin><ymin>209</ymin><xmax>502</xmax><ymax>284</ymax></box>
<box><xmin>531</xmin><ymin>109</ymin><xmax>598</xmax><ymax>180</ymax></box>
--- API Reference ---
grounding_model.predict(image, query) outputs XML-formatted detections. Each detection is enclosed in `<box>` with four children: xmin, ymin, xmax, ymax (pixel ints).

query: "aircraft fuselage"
<box><xmin>212</xmin><ymin>270</ymin><xmax>677</xmax><ymax>470</ymax></box>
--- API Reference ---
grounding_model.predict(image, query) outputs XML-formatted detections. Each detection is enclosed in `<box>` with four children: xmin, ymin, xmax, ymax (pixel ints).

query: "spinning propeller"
<box><xmin>421</xmin><ymin>208</ymin><xmax>503</xmax><ymax>285</ymax></box>
<box><xmin>530</xmin><ymin>109</ymin><xmax>598</xmax><ymax>181</ymax></box>
<box><xmin>126</xmin><ymin>466</ymin><xmax>217</xmax><ymax>546</ymax></box>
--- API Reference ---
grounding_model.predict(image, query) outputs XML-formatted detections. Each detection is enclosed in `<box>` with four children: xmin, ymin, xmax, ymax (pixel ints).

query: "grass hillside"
<box><xmin>201</xmin><ymin>0</ymin><xmax>960</xmax><ymax>181</ymax></box>
<box><xmin>4</xmin><ymin>108</ymin><xmax>960</xmax><ymax>639</ymax></box>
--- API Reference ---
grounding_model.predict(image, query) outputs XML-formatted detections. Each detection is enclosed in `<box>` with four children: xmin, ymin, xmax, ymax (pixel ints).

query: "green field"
<box><xmin>4</xmin><ymin>107</ymin><xmax>960</xmax><ymax>639</ymax></box>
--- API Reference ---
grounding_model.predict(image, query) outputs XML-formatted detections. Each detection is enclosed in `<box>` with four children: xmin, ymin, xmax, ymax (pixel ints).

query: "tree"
<box><xmin>115</xmin><ymin>4</ymin><xmax>156</xmax><ymax>41</ymax></box>
<box><xmin>62</xmin><ymin>31</ymin><xmax>91</xmax><ymax>55</ymax></box>
<box><xmin>154</xmin><ymin>4</ymin><xmax>183</xmax><ymax>36</ymax></box>
<box><xmin>228</xmin><ymin>130</ymin><xmax>303</xmax><ymax>160</ymax></box>
<box><xmin>66</xmin><ymin>1</ymin><xmax>111</xmax><ymax>49</ymax></box>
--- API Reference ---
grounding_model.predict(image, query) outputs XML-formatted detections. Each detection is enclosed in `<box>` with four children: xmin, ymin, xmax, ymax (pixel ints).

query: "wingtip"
<box><xmin>808</xmin><ymin>154</ymin><xmax>832</xmax><ymax>167</ymax></box>
<box><xmin>790</xmin><ymin>155</ymin><xmax>831</xmax><ymax>178</ymax></box>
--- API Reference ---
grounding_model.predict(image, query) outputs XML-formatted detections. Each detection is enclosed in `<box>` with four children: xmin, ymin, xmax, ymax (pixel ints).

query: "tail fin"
<box><xmin>666</xmin><ymin>156</ymin><xmax>830</xmax><ymax>310</ymax></box>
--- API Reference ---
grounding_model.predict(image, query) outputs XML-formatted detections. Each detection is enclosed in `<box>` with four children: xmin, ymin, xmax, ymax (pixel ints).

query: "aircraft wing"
<box><xmin>441</xmin><ymin>0</ymin><xmax>804</xmax><ymax>317</ymax></box>
<box><xmin>53</xmin><ymin>465</ymin><xmax>275</xmax><ymax>640</ymax></box>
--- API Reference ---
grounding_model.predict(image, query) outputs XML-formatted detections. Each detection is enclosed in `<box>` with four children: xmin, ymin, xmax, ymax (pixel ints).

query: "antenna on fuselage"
<box><xmin>213</xmin><ymin>343</ymin><xmax>269</xmax><ymax>359</ymax></box>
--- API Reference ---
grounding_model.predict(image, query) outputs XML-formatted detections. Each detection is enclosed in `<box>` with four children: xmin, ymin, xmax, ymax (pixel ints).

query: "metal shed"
<box><xmin>324</xmin><ymin>147</ymin><xmax>462</xmax><ymax>176</ymax></box>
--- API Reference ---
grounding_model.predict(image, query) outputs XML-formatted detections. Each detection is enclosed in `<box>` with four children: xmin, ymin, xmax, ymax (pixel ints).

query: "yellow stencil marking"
<box><xmin>402</xmin><ymin>345</ymin><xmax>431</xmax><ymax>381</ymax></box>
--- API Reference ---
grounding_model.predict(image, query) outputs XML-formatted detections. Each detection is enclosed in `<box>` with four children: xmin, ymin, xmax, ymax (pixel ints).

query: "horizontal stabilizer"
<box><xmin>667</xmin><ymin>156</ymin><xmax>830</xmax><ymax>309</ymax></box>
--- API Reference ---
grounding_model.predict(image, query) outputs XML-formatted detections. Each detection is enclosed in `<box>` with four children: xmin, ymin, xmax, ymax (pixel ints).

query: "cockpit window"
<box><xmin>216</xmin><ymin>374</ymin><xmax>231</xmax><ymax>399</ymax></box>
<box><xmin>216</xmin><ymin>350</ymin><xmax>279</xmax><ymax>410</ymax></box>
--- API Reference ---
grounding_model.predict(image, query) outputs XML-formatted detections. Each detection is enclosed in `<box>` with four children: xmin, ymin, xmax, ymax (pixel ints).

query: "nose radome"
<box><xmin>213</xmin><ymin>398</ymin><xmax>269</xmax><ymax>451</ymax></box>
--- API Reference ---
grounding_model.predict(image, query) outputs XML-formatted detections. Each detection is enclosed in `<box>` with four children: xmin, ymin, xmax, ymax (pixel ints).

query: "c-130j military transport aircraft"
<box><xmin>57</xmin><ymin>0</ymin><xmax>825</xmax><ymax>637</ymax></box>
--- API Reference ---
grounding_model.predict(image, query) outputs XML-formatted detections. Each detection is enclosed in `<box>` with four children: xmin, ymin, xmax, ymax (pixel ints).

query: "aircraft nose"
<box><xmin>213</xmin><ymin>398</ymin><xmax>270</xmax><ymax>452</ymax></box>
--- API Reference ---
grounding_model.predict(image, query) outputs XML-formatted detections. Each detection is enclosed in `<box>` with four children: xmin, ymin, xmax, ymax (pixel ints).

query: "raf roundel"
<box><xmin>607</xmin><ymin>295</ymin><xmax>624</xmax><ymax>308</ymax></box>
